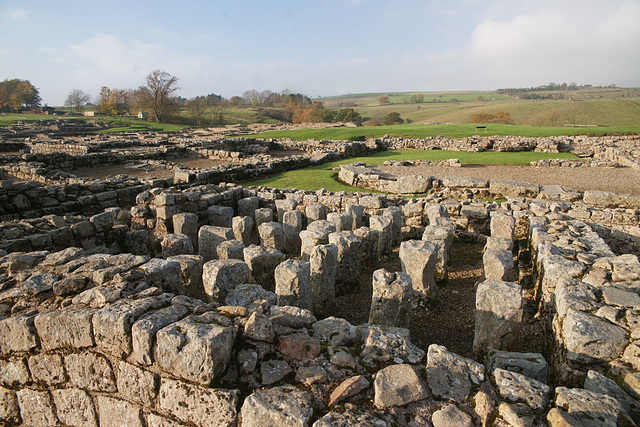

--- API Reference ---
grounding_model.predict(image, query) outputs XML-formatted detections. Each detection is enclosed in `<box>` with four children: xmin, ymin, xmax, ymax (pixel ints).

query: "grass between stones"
<box><xmin>245</xmin><ymin>150</ymin><xmax>582</xmax><ymax>191</ymax></box>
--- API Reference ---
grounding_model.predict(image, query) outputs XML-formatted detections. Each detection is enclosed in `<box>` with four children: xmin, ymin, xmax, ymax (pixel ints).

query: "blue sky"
<box><xmin>1</xmin><ymin>0</ymin><xmax>639</xmax><ymax>105</ymax></box>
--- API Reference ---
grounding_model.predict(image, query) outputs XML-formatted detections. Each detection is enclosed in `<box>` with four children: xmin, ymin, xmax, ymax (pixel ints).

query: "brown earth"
<box><xmin>374</xmin><ymin>163</ymin><xmax>640</xmax><ymax>195</ymax></box>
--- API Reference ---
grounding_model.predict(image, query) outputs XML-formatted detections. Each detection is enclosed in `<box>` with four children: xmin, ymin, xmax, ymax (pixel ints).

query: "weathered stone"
<box><xmin>278</xmin><ymin>333</ymin><xmax>321</xmax><ymax>361</ymax></box>
<box><xmin>42</xmin><ymin>247</ymin><xmax>85</xmax><ymax>266</ymax></box>
<box><xmin>0</xmin><ymin>358</ymin><xmax>30</xmax><ymax>387</ymax></box>
<box><xmin>369</xmin><ymin>269</ymin><xmax>412</xmax><ymax>328</ymax></box>
<box><xmin>306</xmin><ymin>203</ymin><xmax>327</xmax><ymax>224</ymax></box>
<box><xmin>555</xmin><ymin>386</ymin><xmax>629</xmax><ymax>427</ymax></box>
<box><xmin>546</xmin><ymin>407</ymin><xmax>582</xmax><ymax>427</ymax></box>
<box><xmin>53</xmin><ymin>275</ymin><xmax>88</xmax><ymax>296</ymax></box>
<box><xmin>240</xmin><ymin>385</ymin><xmax>313</xmax><ymax>427</ymax></box>
<box><xmin>432</xmin><ymin>404</ymin><xmax>474</xmax><ymax>427</ymax></box>
<box><xmin>160</xmin><ymin>233</ymin><xmax>194</xmax><ymax>257</ymax></box>
<box><xmin>198</xmin><ymin>225</ymin><xmax>234</xmax><ymax>261</ymax></box>
<box><xmin>93</xmin><ymin>296</ymin><xmax>166</xmax><ymax>358</ymax></box>
<box><xmin>202</xmin><ymin>259</ymin><xmax>250</xmax><ymax>303</ymax></box>
<box><xmin>422</xmin><ymin>221</ymin><xmax>456</xmax><ymax>279</ymax></box>
<box><xmin>216</xmin><ymin>239</ymin><xmax>245</xmax><ymax>260</ymax></box>
<box><xmin>313</xmin><ymin>409</ymin><xmax>388</xmax><ymax>427</ymax></box>
<box><xmin>374</xmin><ymin>364</ymin><xmax>428</xmax><ymax>409</ymax></box>
<box><xmin>0</xmin><ymin>386</ymin><xmax>20</xmax><ymax>424</ymax></box>
<box><xmin>562</xmin><ymin>308</ymin><xmax>628</xmax><ymax>364</ymax></box>
<box><xmin>172</xmin><ymin>212</ymin><xmax>199</xmax><ymax>248</ymax></box>
<box><xmin>158</xmin><ymin>378</ymin><xmax>239</xmax><ymax>427</ymax></box>
<box><xmin>328</xmin><ymin>231</ymin><xmax>361</xmax><ymax>295</ymax></box>
<box><xmin>155</xmin><ymin>312</ymin><xmax>236</xmax><ymax>385</ymax></box>
<box><xmin>225</xmin><ymin>283</ymin><xmax>276</xmax><ymax>308</ymax></box>
<box><xmin>243</xmin><ymin>311</ymin><xmax>275</xmax><ymax>342</ymax></box>
<box><xmin>312</xmin><ymin>316</ymin><xmax>356</xmax><ymax>346</ymax></box>
<box><xmin>585</xmin><ymin>370</ymin><xmax>640</xmax><ymax>424</ymax></box>
<box><xmin>207</xmin><ymin>205</ymin><xmax>234</xmax><ymax>227</ymax></box>
<box><xmin>426</xmin><ymin>344</ymin><xmax>485</xmax><ymax>403</ymax></box>
<box><xmin>399</xmin><ymin>239</ymin><xmax>438</xmax><ymax>300</ymax></box>
<box><xmin>166</xmin><ymin>254</ymin><xmax>203</xmax><ymax>299</ymax></box>
<box><xmin>16</xmin><ymin>389</ymin><xmax>59</xmax><ymax>427</ymax></box>
<box><xmin>95</xmin><ymin>395</ymin><xmax>143</xmax><ymax>427</ymax></box>
<box><xmin>296</xmin><ymin>365</ymin><xmax>328</xmax><ymax>385</ymax></box>
<box><xmin>354</xmin><ymin>226</ymin><xmax>380</xmax><ymax>267</ymax></box>
<box><xmin>232</xmin><ymin>215</ymin><xmax>254</xmax><ymax>246</ymax></box>
<box><xmin>260</xmin><ymin>359</ymin><xmax>292</xmax><ymax>385</ymax></box>
<box><xmin>473</xmin><ymin>280</ymin><xmax>522</xmax><ymax>358</ymax></box>
<box><xmin>493</xmin><ymin>368</ymin><xmax>550</xmax><ymax>410</ymax></box>
<box><xmin>369</xmin><ymin>214</ymin><xmax>393</xmax><ymax>258</ymax></box>
<box><xmin>258</xmin><ymin>221</ymin><xmax>286</xmax><ymax>252</ymax></box>
<box><xmin>274</xmin><ymin>259</ymin><xmax>312</xmax><ymax>311</ymax></box>
<box><xmin>0</xmin><ymin>315</ymin><xmax>38</xmax><ymax>355</ymax></box>
<box><xmin>483</xmin><ymin>248</ymin><xmax>515</xmax><ymax>281</ymax></box>
<box><xmin>51</xmin><ymin>388</ymin><xmax>98</xmax><ymax>427</ymax></box>
<box><xmin>139</xmin><ymin>258</ymin><xmax>183</xmax><ymax>292</ymax></box>
<box><xmin>490</xmin><ymin>180</ymin><xmax>540</xmax><ymax>198</ymax></box>
<box><xmin>309</xmin><ymin>243</ymin><xmax>338</xmax><ymax>315</ymax></box>
<box><xmin>299</xmin><ymin>229</ymin><xmax>326</xmax><ymax>261</ymax></box>
<box><xmin>34</xmin><ymin>308</ymin><xmax>95</xmax><ymax>351</ymax></box>
<box><xmin>602</xmin><ymin>286</ymin><xmax>640</xmax><ymax>308</ymax></box>
<box><xmin>282</xmin><ymin>210</ymin><xmax>303</xmax><ymax>256</ymax></box>
<box><xmin>489</xmin><ymin>350</ymin><xmax>548</xmax><ymax>384</ymax></box>
<box><xmin>329</xmin><ymin>375</ymin><xmax>370</xmax><ymax>406</ymax></box>
<box><xmin>360</xmin><ymin>325</ymin><xmax>425</xmax><ymax>365</ymax></box>
<box><xmin>237</xmin><ymin>196</ymin><xmax>260</xmax><ymax>218</ymax></box>
<box><xmin>28</xmin><ymin>354</ymin><xmax>66</xmax><ymax>386</ymax></box>
<box><xmin>116</xmin><ymin>361</ymin><xmax>157</xmax><ymax>407</ymax></box>
<box><xmin>244</xmin><ymin>245</ymin><xmax>286</xmax><ymax>291</ymax></box>
<box><xmin>65</xmin><ymin>352</ymin><xmax>116</xmax><ymax>392</ymax></box>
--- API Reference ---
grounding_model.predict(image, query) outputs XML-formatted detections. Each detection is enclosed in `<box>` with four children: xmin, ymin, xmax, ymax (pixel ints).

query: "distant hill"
<box><xmin>315</xmin><ymin>87</ymin><xmax>640</xmax><ymax>127</ymax></box>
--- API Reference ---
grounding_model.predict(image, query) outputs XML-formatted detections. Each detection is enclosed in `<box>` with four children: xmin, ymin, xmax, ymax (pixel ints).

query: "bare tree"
<box><xmin>135</xmin><ymin>70</ymin><xmax>180</xmax><ymax>122</ymax></box>
<box><xmin>64</xmin><ymin>89</ymin><xmax>91</xmax><ymax>112</ymax></box>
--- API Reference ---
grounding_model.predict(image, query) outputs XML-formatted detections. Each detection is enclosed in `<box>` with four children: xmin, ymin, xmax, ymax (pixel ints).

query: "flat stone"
<box><xmin>131</xmin><ymin>304</ymin><xmax>190</xmax><ymax>365</ymax></box>
<box><xmin>374</xmin><ymin>364</ymin><xmax>428</xmax><ymax>409</ymax></box>
<box><xmin>432</xmin><ymin>404</ymin><xmax>474</xmax><ymax>427</ymax></box>
<box><xmin>277</xmin><ymin>333</ymin><xmax>321</xmax><ymax>361</ymax></box>
<box><xmin>329</xmin><ymin>375</ymin><xmax>370</xmax><ymax>406</ymax></box>
<box><xmin>34</xmin><ymin>308</ymin><xmax>96</xmax><ymax>351</ymax></box>
<box><xmin>426</xmin><ymin>344</ymin><xmax>485</xmax><ymax>403</ymax></box>
<box><xmin>65</xmin><ymin>352</ymin><xmax>116</xmax><ymax>392</ymax></box>
<box><xmin>602</xmin><ymin>286</ymin><xmax>640</xmax><ymax>308</ymax></box>
<box><xmin>489</xmin><ymin>350</ymin><xmax>548</xmax><ymax>384</ymax></box>
<box><xmin>260</xmin><ymin>359</ymin><xmax>292</xmax><ymax>385</ymax></box>
<box><xmin>562</xmin><ymin>308</ymin><xmax>628</xmax><ymax>363</ymax></box>
<box><xmin>555</xmin><ymin>386</ymin><xmax>629</xmax><ymax>427</ymax></box>
<box><xmin>240</xmin><ymin>385</ymin><xmax>313</xmax><ymax>427</ymax></box>
<box><xmin>493</xmin><ymin>368</ymin><xmax>550</xmax><ymax>410</ymax></box>
<box><xmin>51</xmin><ymin>388</ymin><xmax>98</xmax><ymax>427</ymax></box>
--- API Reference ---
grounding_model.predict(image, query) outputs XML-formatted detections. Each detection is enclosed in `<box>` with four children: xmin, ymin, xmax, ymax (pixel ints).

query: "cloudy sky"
<box><xmin>1</xmin><ymin>0</ymin><xmax>639</xmax><ymax>105</ymax></box>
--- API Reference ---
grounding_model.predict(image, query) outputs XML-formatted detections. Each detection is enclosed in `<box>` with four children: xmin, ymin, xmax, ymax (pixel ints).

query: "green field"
<box><xmin>246</xmin><ymin>150</ymin><xmax>581</xmax><ymax>192</ymax></box>
<box><xmin>254</xmin><ymin>123</ymin><xmax>640</xmax><ymax>141</ymax></box>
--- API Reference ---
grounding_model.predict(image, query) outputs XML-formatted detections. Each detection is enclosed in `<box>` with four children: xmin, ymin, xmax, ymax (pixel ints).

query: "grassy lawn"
<box><xmin>253</xmin><ymin>123</ymin><xmax>640</xmax><ymax>141</ymax></box>
<box><xmin>246</xmin><ymin>149</ymin><xmax>581</xmax><ymax>192</ymax></box>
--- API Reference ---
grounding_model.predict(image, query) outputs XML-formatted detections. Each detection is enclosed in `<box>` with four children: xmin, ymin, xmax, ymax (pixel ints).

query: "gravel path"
<box><xmin>374</xmin><ymin>164</ymin><xmax>640</xmax><ymax>195</ymax></box>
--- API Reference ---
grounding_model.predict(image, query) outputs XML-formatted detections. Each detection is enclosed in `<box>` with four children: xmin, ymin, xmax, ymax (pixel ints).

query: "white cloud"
<box><xmin>8</xmin><ymin>9</ymin><xmax>28</xmax><ymax>21</ymax></box>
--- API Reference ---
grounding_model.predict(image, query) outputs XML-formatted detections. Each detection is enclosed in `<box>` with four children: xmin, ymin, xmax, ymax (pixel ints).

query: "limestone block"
<box><xmin>28</xmin><ymin>354</ymin><xmax>66</xmax><ymax>386</ymax></box>
<box><xmin>360</xmin><ymin>325</ymin><xmax>424</xmax><ymax>365</ymax></box>
<box><xmin>345</xmin><ymin>204</ymin><xmax>364</xmax><ymax>229</ymax></box>
<box><xmin>585</xmin><ymin>370</ymin><xmax>640</xmax><ymax>423</ymax></box>
<box><xmin>275</xmin><ymin>259</ymin><xmax>312</xmax><ymax>311</ymax></box>
<box><xmin>166</xmin><ymin>254</ymin><xmax>203</xmax><ymax>299</ymax></box>
<box><xmin>254</xmin><ymin>208</ymin><xmax>273</xmax><ymax>228</ymax></box>
<box><xmin>260</xmin><ymin>359</ymin><xmax>292</xmax><ymax>385</ymax></box>
<box><xmin>172</xmin><ymin>212</ymin><xmax>198</xmax><ymax>247</ymax></box>
<box><xmin>90</xmin><ymin>211</ymin><xmax>114</xmax><ymax>232</ymax></box>
<box><xmin>493</xmin><ymin>368</ymin><xmax>550</xmax><ymax>410</ymax></box>
<box><xmin>282</xmin><ymin>210</ymin><xmax>303</xmax><ymax>255</ymax></box>
<box><xmin>198</xmin><ymin>225</ymin><xmax>234</xmax><ymax>261</ymax></box>
<box><xmin>490</xmin><ymin>179</ymin><xmax>540</xmax><ymax>198</ymax></box>
<box><xmin>116</xmin><ymin>361</ymin><xmax>157</xmax><ymax>407</ymax></box>
<box><xmin>562</xmin><ymin>308</ymin><xmax>628</xmax><ymax>364</ymax></box>
<box><xmin>146</xmin><ymin>413</ymin><xmax>185</xmax><ymax>427</ymax></box>
<box><xmin>489</xmin><ymin>350</ymin><xmax>548</xmax><ymax>384</ymax></box>
<box><xmin>258</xmin><ymin>221</ymin><xmax>286</xmax><ymax>252</ymax></box>
<box><xmin>328</xmin><ymin>231</ymin><xmax>361</xmax><ymax>295</ymax></box>
<box><xmin>240</xmin><ymin>385</ymin><xmax>313</xmax><ymax>427</ymax></box>
<box><xmin>51</xmin><ymin>388</ymin><xmax>98</xmax><ymax>427</ymax></box>
<box><xmin>397</xmin><ymin>175</ymin><xmax>432</xmax><ymax>194</ymax></box>
<box><xmin>0</xmin><ymin>315</ymin><xmax>38</xmax><ymax>355</ymax></box>
<box><xmin>207</xmin><ymin>205</ymin><xmax>234</xmax><ymax>227</ymax></box>
<box><xmin>158</xmin><ymin>378</ymin><xmax>239</xmax><ymax>427</ymax></box>
<box><xmin>432</xmin><ymin>404</ymin><xmax>474</xmax><ymax>427</ymax></box>
<box><xmin>243</xmin><ymin>245</ymin><xmax>286</xmax><ymax>291</ymax></box>
<box><xmin>555</xmin><ymin>386</ymin><xmax>629</xmax><ymax>427</ymax></box>
<box><xmin>309</xmin><ymin>243</ymin><xmax>338</xmax><ymax>315</ymax></box>
<box><xmin>374</xmin><ymin>364</ymin><xmax>428</xmax><ymax>409</ymax></box>
<box><xmin>0</xmin><ymin>386</ymin><xmax>21</xmax><ymax>425</ymax></box>
<box><xmin>243</xmin><ymin>311</ymin><xmax>275</xmax><ymax>342</ymax></box>
<box><xmin>65</xmin><ymin>352</ymin><xmax>116</xmax><ymax>392</ymax></box>
<box><xmin>34</xmin><ymin>308</ymin><xmax>95</xmax><ymax>351</ymax></box>
<box><xmin>399</xmin><ymin>239</ymin><xmax>438</xmax><ymax>300</ymax></box>
<box><xmin>483</xmin><ymin>248</ymin><xmax>515</xmax><ymax>281</ymax></box>
<box><xmin>312</xmin><ymin>316</ymin><xmax>356</xmax><ymax>346</ymax></box>
<box><xmin>275</xmin><ymin>198</ymin><xmax>298</xmax><ymax>223</ymax></box>
<box><xmin>160</xmin><ymin>233</ymin><xmax>194</xmax><ymax>257</ymax></box>
<box><xmin>369</xmin><ymin>214</ymin><xmax>393</xmax><ymax>258</ymax></box>
<box><xmin>232</xmin><ymin>215</ymin><xmax>254</xmax><ymax>246</ymax></box>
<box><xmin>426</xmin><ymin>344</ymin><xmax>485</xmax><ymax>403</ymax></box>
<box><xmin>381</xmin><ymin>206</ymin><xmax>403</xmax><ymax>247</ymax></box>
<box><xmin>202</xmin><ymin>259</ymin><xmax>250</xmax><ymax>303</ymax></box>
<box><xmin>491</xmin><ymin>212</ymin><xmax>516</xmax><ymax>240</ymax></box>
<box><xmin>328</xmin><ymin>375</ymin><xmax>369</xmax><ymax>406</ymax></box>
<box><xmin>305</xmin><ymin>203</ymin><xmax>326</xmax><ymax>224</ymax></box>
<box><xmin>216</xmin><ymin>239</ymin><xmax>245</xmax><ymax>260</ymax></box>
<box><xmin>0</xmin><ymin>358</ymin><xmax>30</xmax><ymax>387</ymax></box>
<box><xmin>225</xmin><ymin>283</ymin><xmax>276</xmax><ymax>309</ymax></box>
<box><xmin>95</xmin><ymin>395</ymin><xmax>143</xmax><ymax>427</ymax></box>
<box><xmin>277</xmin><ymin>333</ymin><xmax>321</xmax><ymax>361</ymax></box>
<box><xmin>354</xmin><ymin>226</ymin><xmax>380</xmax><ymax>267</ymax></box>
<box><xmin>473</xmin><ymin>280</ymin><xmax>523</xmax><ymax>357</ymax></box>
<box><xmin>422</xmin><ymin>221</ymin><xmax>455</xmax><ymax>279</ymax></box>
<box><xmin>369</xmin><ymin>269</ymin><xmax>412</xmax><ymax>328</ymax></box>
<box><xmin>16</xmin><ymin>389</ymin><xmax>59</xmax><ymax>427</ymax></box>
<box><xmin>299</xmin><ymin>229</ymin><xmax>326</xmax><ymax>261</ymax></box>
<box><xmin>237</xmin><ymin>196</ymin><xmax>260</xmax><ymax>218</ymax></box>
<box><xmin>126</xmin><ymin>229</ymin><xmax>150</xmax><ymax>255</ymax></box>
<box><xmin>92</xmin><ymin>296</ymin><xmax>166</xmax><ymax>358</ymax></box>
<box><xmin>327</xmin><ymin>212</ymin><xmax>354</xmax><ymax>232</ymax></box>
<box><xmin>131</xmin><ymin>304</ymin><xmax>190</xmax><ymax>366</ymax></box>
<box><xmin>155</xmin><ymin>312</ymin><xmax>237</xmax><ymax>385</ymax></box>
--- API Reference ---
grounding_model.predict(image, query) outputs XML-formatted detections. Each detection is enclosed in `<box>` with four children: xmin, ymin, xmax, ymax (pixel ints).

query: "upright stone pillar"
<box><xmin>305</xmin><ymin>203</ymin><xmax>326</xmax><ymax>225</ymax></box>
<box><xmin>275</xmin><ymin>199</ymin><xmax>298</xmax><ymax>223</ymax></box>
<box><xmin>282</xmin><ymin>210</ymin><xmax>303</xmax><ymax>256</ymax></box>
<box><xmin>345</xmin><ymin>204</ymin><xmax>364</xmax><ymax>230</ymax></box>
<box><xmin>202</xmin><ymin>259</ymin><xmax>251</xmax><ymax>303</ymax></box>
<box><xmin>354</xmin><ymin>227</ymin><xmax>380</xmax><ymax>268</ymax></box>
<box><xmin>198</xmin><ymin>225</ymin><xmax>234</xmax><ymax>262</ymax></box>
<box><xmin>232</xmin><ymin>216</ymin><xmax>254</xmax><ymax>247</ymax></box>
<box><xmin>490</xmin><ymin>212</ymin><xmax>515</xmax><ymax>241</ymax></box>
<box><xmin>237</xmin><ymin>197</ymin><xmax>260</xmax><ymax>219</ymax></box>
<box><xmin>421</xmin><ymin>220</ymin><xmax>455</xmax><ymax>280</ymax></box>
<box><xmin>243</xmin><ymin>245</ymin><xmax>286</xmax><ymax>292</ymax></box>
<box><xmin>399</xmin><ymin>240</ymin><xmax>438</xmax><ymax>300</ymax></box>
<box><xmin>309</xmin><ymin>243</ymin><xmax>338</xmax><ymax>316</ymax></box>
<box><xmin>368</xmin><ymin>269</ymin><xmax>412</xmax><ymax>328</ymax></box>
<box><xmin>258</xmin><ymin>222</ymin><xmax>285</xmax><ymax>252</ymax></box>
<box><xmin>254</xmin><ymin>208</ymin><xmax>273</xmax><ymax>228</ymax></box>
<box><xmin>328</xmin><ymin>231</ymin><xmax>361</xmax><ymax>295</ymax></box>
<box><xmin>327</xmin><ymin>212</ymin><xmax>354</xmax><ymax>232</ymax></box>
<box><xmin>473</xmin><ymin>280</ymin><xmax>523</xmax><ymax>359</ymax></box>
<box><xmin>381</xmin><ymin>206</ymin><xmax>402</xmax><ymax>247</ymax></box>
<box><xmin>275</xmin><ymin>259</ymin><xmax>312</xmax><ymax>311</ymax></box>
<box><xmin>172</xmin><ymin>212</ymin><xmax>198</xmax><ymax>249</ymax></box>
<box><xmin>207</xmin><ymin>205</ymin><xmax>234</xmax><ymax>228</ymax></box>
<box><xmin>369</xmin><ymin>215</ymin><xmax>393</xmax><ymax>259</ymax></box>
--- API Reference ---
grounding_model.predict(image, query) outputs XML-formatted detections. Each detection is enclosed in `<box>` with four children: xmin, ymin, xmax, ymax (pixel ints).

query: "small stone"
<box><xmin>329</xmin><ymin>375</ymin><xmax>369</xmax><ymax>406</ymax></box>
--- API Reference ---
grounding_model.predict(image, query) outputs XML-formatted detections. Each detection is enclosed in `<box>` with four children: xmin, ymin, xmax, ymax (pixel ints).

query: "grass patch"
<box><xmin>245</xmin><ymin>149</ymin><xmax>581</xmax><ymax>191</ymax></box>
<box><xmin>253</xmin><ymin>123</ymin><xmax>640</xmax><ymax>141</ymax></box>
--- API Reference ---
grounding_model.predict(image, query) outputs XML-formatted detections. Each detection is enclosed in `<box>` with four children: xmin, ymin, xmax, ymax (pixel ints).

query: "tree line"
<box><xmin>0</xmin><ymin>79</ymin><xmax>42</xmax><ymax>113</ymax></box>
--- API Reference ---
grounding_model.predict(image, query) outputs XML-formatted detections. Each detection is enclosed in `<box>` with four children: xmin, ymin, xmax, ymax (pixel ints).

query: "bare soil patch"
<box><xmin>376</xmin><ymin>164</ymin><xmax>640</xmax><ymax>195</ymax></box>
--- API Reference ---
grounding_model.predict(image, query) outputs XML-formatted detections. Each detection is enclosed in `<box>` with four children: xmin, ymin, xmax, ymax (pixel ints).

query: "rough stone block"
<box><xmin>116</xmin><ymin>361</ymin><xmax>158</xmax><ymax>407</ymax></box>
<box><xmin>16</xmin><ymin>389</ymin><xmax>59</xmax><ymax>427</ymax></box>
<box><xmin>369</xmin><ymin>269</ymin><xmax>412</xmax><ymax>328</ymax></box>
<box><xmin>131</xmin><ymin>304</ymin><xmax>190</xmax><ymax>366</ymax></box>
<box><xmin>399</xmin><ymin>239</ymin><xmax>438</xmax><ymax>300</ymax></box>
<box><xmin>28</xmin><ymin>354</ymin><xmax>66</xmax><ymax>386</ymax></box>
<box><xmin>232</xmin><ymin>215</ymin><xmax>254</xmax><ymax>246</ymax></box>
<box><xmin>243</xmin><ymin>245</ymin><xmax>286</xmax><ymax>291</ymax></box>
<box><xmin>309</xmin><ymin>243</ymin><xmax>338</xmax><ymax>315</ymax></box>
<box><xmin>282</xmin><ymin>210</ymin><xmax>303</xmax><ymax>255</ymax></box>
<box><xmin>374</xmin><ymin>364</ymin><xmax>428</xmax><ymax>409</ymax></box>
<box><xmin>198</xmin><ymin>225</ymin><xmax>234</xmax><ymax>261</ymax></box>
<box><xmin>65</xmin><ymin>352</ymin><xmax>116</xmax><ymax>392</ymax></box>
<box><xmin>160</xmin><ymin>233</ymin><xmax>194</xmax><ymax>257</ymax></box>
<box><xmin>95</xmin><ymin>395</ymin><xmax>143</xmax><ymax>427</ymax></box>
<box><xmin>51</xmin><ymin>388</ymin><xmax>98</xmax><ymax>427</ymax></box>
<box><xmin>275</xmin><ymin>259</ymin><xmax>312</xmax><ymax>311</ymax></box>
<box><xmin>172</xmin><ymin>212</ymin><xmax>198</xmax><ymax>248</ymax></box>
<box><xmin>166</xmin><ymin>254</ymin><xmax>204</xmax><ymax>299</ymax></box>
<box><xmin>207</xmin><ymin>205</ymin><xmax>234</xmax><ymax>227</ymax></box>
<box><xmin>241</xmin><ymin>385</ymin><xmax>312</xmax><ymax>427</ymax></box>
<box><xmin>216</xmin><ymin>239</ymin><xmax>245</xmax><ymax>260</ymax></box>
<box><xmin>202</xmin><ymin>259</ymin><xmax>250</xmax><ymax>303</ymax></box>
<box><xmin>0</xmin><ymin>386</ymin><xmax>21</xmax><ymax>425</ymax></box>
<box><xmin>0</xmin><ymin>315</ymin><xmax>38</xmax><ymax>355</ymax></box>
<box><xmin>258</xmin><ymin>221</ymin><xmax>285</xmax><ymax>252</ymax></box>
<box><xmin>34</xmin><ymin>308</ymin><xmax>96</xmax><ymax>351</ymax></box>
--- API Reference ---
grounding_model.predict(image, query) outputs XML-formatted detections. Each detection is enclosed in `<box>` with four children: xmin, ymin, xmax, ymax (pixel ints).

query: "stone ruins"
<box><xmin>1</xmin><ymin>120</ymin><xmax>640</xmax><ymax>426</ymax></box>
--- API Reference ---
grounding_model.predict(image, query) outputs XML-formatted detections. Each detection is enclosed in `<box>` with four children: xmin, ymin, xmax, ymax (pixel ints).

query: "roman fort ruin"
<box><xmin>1</xmin><ymin>120</ymin><xmax>640</xmax><ymax>426</ymax></box>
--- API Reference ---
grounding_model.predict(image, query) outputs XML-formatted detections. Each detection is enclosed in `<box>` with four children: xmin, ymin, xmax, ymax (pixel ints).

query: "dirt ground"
<box><xmin>375</xmin><ymin>163</ymin><xmax>640</xmax><ymax>195</ymax></box>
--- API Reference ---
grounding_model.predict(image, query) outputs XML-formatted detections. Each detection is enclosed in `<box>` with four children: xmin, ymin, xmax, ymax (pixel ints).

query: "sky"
<box><xmin>1</xmin><ymin>0</ymin><xmax>639</xmax><ymax>106</ymax></box>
